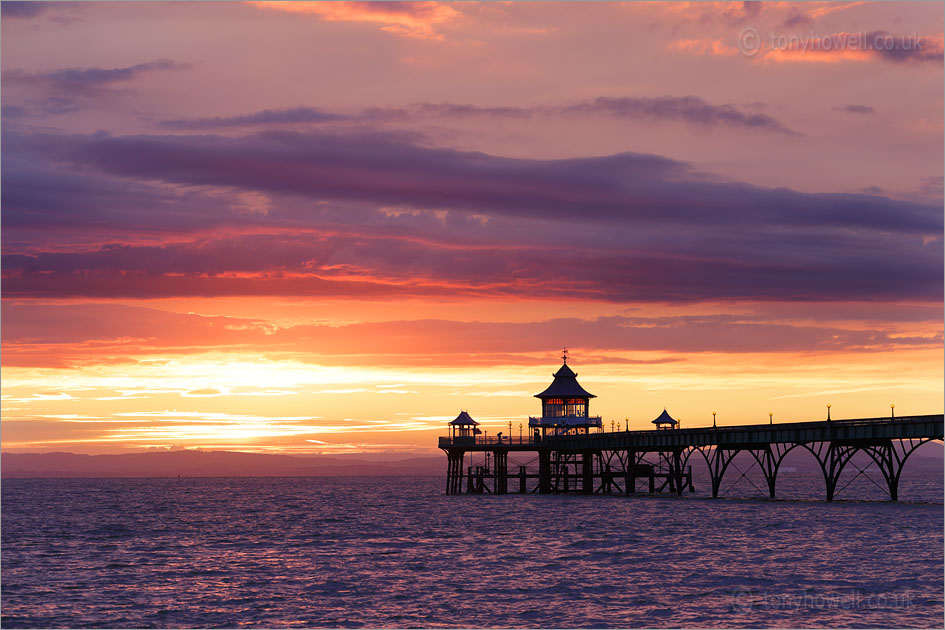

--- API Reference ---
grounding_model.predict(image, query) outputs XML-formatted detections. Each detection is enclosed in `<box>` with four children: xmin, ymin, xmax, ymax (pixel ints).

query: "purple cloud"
<box><xmin>9</xmin><ymin>128</ymin><xmax>933</xmax><ymax>232</ymax></box>
<box><xmin>835</xmin><ymin>104</ymin><xmax>874</xmax><ymax>115</ymax></box>
<box><xmin>1</xmin><ymin>105</ymin><xmax>28</xmax><ymax>119</ymax></box>
<box><xmin>865</xmin><ymin>31</ymin><xmax>944</xmax><ymax>65</ymax></box>
<box><xmin>782</xmin><ymin>11</ymin><xmax>814</xmax><ymax>29</ymax></box>
<box><xmin>158</xmin><ymin>95</ymin><xmax>795</xmax><ymax>135</ymax></box>
<box><xmin>561</xmin><ymin>96</ymin><xmax>798</xmax><ymax>135</ymax></box>
<box><xmin>0</xmin><ymin>1</ymin><xmax>81</xmax><ymax>19</ymax></box>
<box><xmin>412</xmin><ymin>102</ymin><xmax>534</xmax><ymax>119</ymax></box>
<box><xmin>3</xmin><ymin>127</ymin><xmax>940</xmax><ymax>302</ymax></box>
<box><xmin>3</xmin><ymin>59</ymin><xmax>189</xmax><ymax>98</ymax></box>
<box><xmin>2</xmin><ymin>223</ymin><xmax>940</xmax><ymax>303</ymax></box>
<box><xmin>401</xmin><ymin>95</ymin><xmax>797</xmax><ymax>134</ymax></box>
<box><xmin>157</xmin><ymin>106</ymin><xmax>347</xmax><ymax>130</ymax></box>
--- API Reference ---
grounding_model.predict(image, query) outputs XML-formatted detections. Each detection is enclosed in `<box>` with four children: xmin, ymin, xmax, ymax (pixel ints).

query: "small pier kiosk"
<box><xmin>448</xmin><ymin>410</ymin><xmax>479</xmax><ymax>444</ymax></box>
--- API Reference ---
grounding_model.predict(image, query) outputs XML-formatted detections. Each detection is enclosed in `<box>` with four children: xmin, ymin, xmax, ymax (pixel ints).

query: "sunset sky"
<box><xmin>2</xmin><ymin>1</ymin><xmax>942</xmax><ymax>456</ymax></box>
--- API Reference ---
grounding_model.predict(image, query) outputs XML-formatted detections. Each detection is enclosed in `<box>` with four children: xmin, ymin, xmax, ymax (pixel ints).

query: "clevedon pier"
<box><xmin>438</xmin><ymin>355</ymin><xmax>944</xmax><ymax>501</ymax></box>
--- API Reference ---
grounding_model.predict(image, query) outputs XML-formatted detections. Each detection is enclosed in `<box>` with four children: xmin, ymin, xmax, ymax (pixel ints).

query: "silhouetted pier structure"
<box><xmin>439</xmin><ymin>356</ymin><xmax>944</xmax><ymax>501</ymax></box>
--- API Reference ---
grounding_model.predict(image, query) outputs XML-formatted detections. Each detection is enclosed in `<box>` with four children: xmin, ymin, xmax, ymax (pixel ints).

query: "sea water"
<box><xmin>2</xmin><ymin>473</ymin><xmax>942</xmax><ymax>628</ymax></box>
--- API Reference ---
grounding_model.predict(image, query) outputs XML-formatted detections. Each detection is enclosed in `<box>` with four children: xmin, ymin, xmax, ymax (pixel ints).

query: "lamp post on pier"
<box><xmin>826</xmin><ymin>404</ymin><xmax>831</xmax><ymax>422</ymax></box>
<box><xmin>769</xmin><ymin>412</ymin><xmax>773</xmax><ymax>425</ymax></box>
<box><xmin>712</xmin><ymin>411</ymin><xmax>716</xmax><ymax>428</ymax></box>
<box><xmin>890</xmin><ymin>404</ymin><xmax>895</xmax><ymax>419</ymax></box>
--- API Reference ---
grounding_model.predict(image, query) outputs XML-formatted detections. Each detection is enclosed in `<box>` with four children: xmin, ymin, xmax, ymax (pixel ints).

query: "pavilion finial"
<box><xmin>562</xmin><ymin>347</ymin><xmax>569</xmax><ymax>364</ymax></box>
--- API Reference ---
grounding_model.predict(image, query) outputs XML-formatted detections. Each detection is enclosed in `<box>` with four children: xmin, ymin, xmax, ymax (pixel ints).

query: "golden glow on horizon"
<box><xmin>3</xmin><ymin>344</ymin><xmax>941</xmax><ymax>455</ymax></box>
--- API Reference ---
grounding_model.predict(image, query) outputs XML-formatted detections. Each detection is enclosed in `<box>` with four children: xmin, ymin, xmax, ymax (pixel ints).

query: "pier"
<box><xmin>439</xmin><ymin>357</ymin><xmax>944</xmax><ymax>501</ymax></box>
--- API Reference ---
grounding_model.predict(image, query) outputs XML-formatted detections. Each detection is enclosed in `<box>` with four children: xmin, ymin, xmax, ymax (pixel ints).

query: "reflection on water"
<box><xmin>2</xmin><ymin>474</ymin><xmax>942</xmax><ymax>628</ymax></box>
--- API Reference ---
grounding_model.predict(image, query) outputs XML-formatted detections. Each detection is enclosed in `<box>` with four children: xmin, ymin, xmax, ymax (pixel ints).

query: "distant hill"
<box><xmin>1</xmin><ymin>450</ymin><xmax>446</xmax><ymax>478</ymax></box>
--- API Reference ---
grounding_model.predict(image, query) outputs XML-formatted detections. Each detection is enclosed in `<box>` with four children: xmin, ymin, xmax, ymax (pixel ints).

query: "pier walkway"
<box><xmin>439</xmin><ymin>414</ymin><xmax>944</xmax><ymax>501</ymax></box>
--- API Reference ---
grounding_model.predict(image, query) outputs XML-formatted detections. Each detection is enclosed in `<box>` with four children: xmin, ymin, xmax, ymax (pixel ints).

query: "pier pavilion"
<box><xmin>438</xmin><ymin>356</ymin><xmax>944</xmax><ymax>501</ymax></box>
<box><xmin>530</xmin><ymin>353</ymin><xmax>601</xmax><ymax>439</ymax></box>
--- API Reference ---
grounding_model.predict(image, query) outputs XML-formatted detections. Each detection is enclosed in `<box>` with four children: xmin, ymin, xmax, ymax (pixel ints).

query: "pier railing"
<box><xmin>546</xmin><ymin>414</ymin><xmax>944</xmax><ymax>451</ymax></box>
<box><xmin>438</xmin><ymin>435</ymin><xmax>541</xmax><ymax>448</ymax></box>
<box><xmin>438</xmin><ymin>415</ymin><xmax>944</xmax><ymax>451</ymax></box>
<box><xmin>529</xmin><ymin>415</ymin><xmax>603</xmax><ymax>427</ymax></box>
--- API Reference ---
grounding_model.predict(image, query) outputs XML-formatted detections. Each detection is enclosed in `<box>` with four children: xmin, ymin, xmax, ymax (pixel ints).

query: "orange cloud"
<box><xmin>667</xmin><ymin>38</ymin><xmax>739</xmax><ymax>56</ymax></box>
<box><xmin>764</xmin><ymin>45</ymin><xmax>870</xmax><ymax>64</ymax></box>
<box><xmin>247</xmin><ymin>1</ymin><xmax>461</xmax><ymax>40</ymax></box>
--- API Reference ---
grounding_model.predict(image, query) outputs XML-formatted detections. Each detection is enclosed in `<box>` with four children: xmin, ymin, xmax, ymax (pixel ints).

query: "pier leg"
<box><xmin>887</xmin><ymin>473</ymin><xmax>899</xmax><ymax>502</ymax></box>
<box><xmin>451</xmin><ymin>455</ymin><xmax>456</xmax><ymax>494</ymax></box>
<box><xmin>711</xmin><ymin>453</ymin><xmax>722</xmax><ymax>498</ymax></box>
<box><xmin>538</xmin><ymin>450</ymin><xmax>551</xmax><ymax>494</ymax></box>
<box><xmin>494</xmin><ymin>451</ymin><xmax>507</xmax><ymax>495</ymax></box>
<box><xmin>664</xmin><ymin>450</ymin><xmax>684</xmax><ymax>495</ymax></box>
<box><xmin>583</xmin><ymin>453</ymin><xmax>594</xmax><ymax>494</ymax></box>
<box><xmin>708</xmin><ymin>448</ymin><xmax>737</xmax><ymax>499</ymax></box>
<box><xmin>824</xmin><ymin>444</ymin><xmax>842</xmax><ymax>501</ymax></box>
<box><xmin>467</xmin><ymin>466</ymin><xmax>474</xmax><ymax>494</ymax></box>
<box><xmin>446</xmin><ymin>455</ymin><xmax>452</xmax><ymax>494</ymax></box>
<box><xmin>445</xmin><ymin>451</ymin><xmax>465</xmax><ymax>494</ymax></box>
<box><xmin>818</xmin><ymin>443</ymin><xmax>857</xmax><ymax>502</ymax></box>
<box><xmin>865</xmin><ymin>438</ymin><xmax>935</xmax><ymax>502</ymax></box>
<box><xmin>764</xmin><ymin>448</ymin><xmax>777</xmax><ymax>498</ymax></box>
<box><xmin>624</xmin><ymin>451</ymin><xmax>634</xmax><ymax>495</ymax></box>
<box><xmin>863</xmin><ymin>441</ymin><xmax>901</xmax><ymax>502</ymax></box>
<box><xmin>882</xmin><ymin>443</ymin><xmax>900</xmax><ymax>501</ymax></box>
<box><xmin>519</xmin><ymin>465</ymin><xmax>527</xmax><ymax>494</ymax></box>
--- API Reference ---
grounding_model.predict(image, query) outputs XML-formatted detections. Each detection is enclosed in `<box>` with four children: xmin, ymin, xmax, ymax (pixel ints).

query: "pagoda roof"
<box><xmin>652</xmin><ymin>409</ymin><xmax>677</xmax><ymax>425</ymax></box>
<box><xmin>535</xmin><ymin>362</ymin><xmax>596</xmax><ymax>399</ymax></box>
<box><xmin>449</xmin><ymin>411</ymin><xmax>479</xmax><ymax>426</ymax></box>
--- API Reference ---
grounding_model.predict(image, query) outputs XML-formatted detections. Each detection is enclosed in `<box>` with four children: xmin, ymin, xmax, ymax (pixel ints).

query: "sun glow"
<box><xmin>2</xmin><ymin>338</ymin><xmax>941</xmax><ymax>455</ymax></box>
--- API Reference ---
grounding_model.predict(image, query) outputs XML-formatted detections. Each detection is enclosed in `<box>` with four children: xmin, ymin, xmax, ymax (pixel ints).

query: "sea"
<box><xmin>2</xmin><ymin>471</ymin><xmax>942</xmax><ymax>629</ymax></box>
